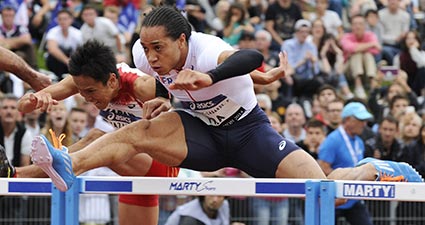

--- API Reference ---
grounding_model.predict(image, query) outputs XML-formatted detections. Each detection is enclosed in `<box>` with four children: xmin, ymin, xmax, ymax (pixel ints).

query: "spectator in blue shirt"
<box><xmin>282</xmin><ymin>19</ymin><xmax>321</xmax><ymax>100</ymax></box>
<box><xmin>318</xmin><ymin>102</ymin><xmax>374</xmax><ymax>225</ymax></box>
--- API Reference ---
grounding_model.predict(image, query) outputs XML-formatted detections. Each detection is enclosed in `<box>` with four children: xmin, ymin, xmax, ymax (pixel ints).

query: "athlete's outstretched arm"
<box><xmin>250</xmin><ymin>51</ymin><xmax>287</xmax><ymax>85</ymax></box>
<box><xmin>0</xmin><ymin>46</ymin><xmax>51</xmax><ymax>91</ymax></box>
<box><xmin>18</xmin><ymin>76</ymin><xmax>79</xmax><ymax>113</ymax></box>
<box><xmin>133</xmin><ymin>74</ymin><xmax>172</xmax><ymax>119</ymax></box>
<box><xmin>169</xmin><ymin>49</ymin><xmax>264</xmax><ymax>90</ymax></box>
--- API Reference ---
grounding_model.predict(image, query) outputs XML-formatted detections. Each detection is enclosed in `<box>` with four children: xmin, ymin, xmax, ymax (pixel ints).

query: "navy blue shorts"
<box><xmin>177</xmin><ymin>105</ymin><xmax>300</xmax><ymax>178</ymax></box>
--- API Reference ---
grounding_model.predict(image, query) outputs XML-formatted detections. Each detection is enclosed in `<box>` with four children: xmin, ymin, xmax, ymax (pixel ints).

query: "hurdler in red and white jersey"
<box><xmin>99</xmin><ymin>63</ymin><xmax>145</xmax><ymax>129</ymax></box>
<box><xmin>99</xmin><ymin>62</ymin><xmax>179</xmax><ymax>207</ymax></box>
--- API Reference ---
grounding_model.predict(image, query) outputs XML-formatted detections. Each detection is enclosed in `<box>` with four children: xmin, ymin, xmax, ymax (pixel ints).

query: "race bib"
<box><xmin>100</xmin><ymin>103</ymin><xmax>142</xmax><ymax>128</ymax></box>
<box><xmin>181</xmin><ymin>95</ymin><xmax>246</xmax><ymax>127</ymax></box>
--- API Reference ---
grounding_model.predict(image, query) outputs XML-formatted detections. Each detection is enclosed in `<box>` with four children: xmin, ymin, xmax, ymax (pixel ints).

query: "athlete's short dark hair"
<box><xmin>68</xmin><ymin>40</ymin><xmax>119</xmax><ymax>85</ymax></box>
<box><xmin>141</xmin><ymin>6</ymin><xmax>192</xmax><ymax>42</ymax></box>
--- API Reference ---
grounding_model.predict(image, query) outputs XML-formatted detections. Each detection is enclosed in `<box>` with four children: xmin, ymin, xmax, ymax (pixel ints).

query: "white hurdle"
<box><xmin>0</xmin><ymin>177</ymin><xmax>320</xmax><ymax>225</ymax></box>
<box><xmin>319</xmin><ymin>180</ymin><xmax>425</xmax><ymax>225</ymax></box>
<box><xmin>2</xmin><ymin>177</ymin><xmax>425</xmax><ymax>225</ymax></box>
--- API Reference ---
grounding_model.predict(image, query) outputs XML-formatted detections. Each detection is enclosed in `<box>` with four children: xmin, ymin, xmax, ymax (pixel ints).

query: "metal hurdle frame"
<box><xmin>1</xmin><ymin>177</ymin><xmax>425</xmax><ymax>225</ymax></box>
<box><xmin>0</xmin><ymin>177</ymin><xmax>320</xmax><ymax>225</ymax></box>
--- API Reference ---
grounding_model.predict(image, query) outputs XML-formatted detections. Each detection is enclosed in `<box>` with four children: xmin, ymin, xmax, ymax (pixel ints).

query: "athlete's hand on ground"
<box><xmin>142</xmin><ymin>97</ymin><xmax>172</xmax><ymax>119</ymax></box>
<box><xmin>18</xmin><ymin>92</ymin><xmax>58</xmax><ymax>113</ymax></box>
<box><xmin>29</xmin><ymin>72</ymin><xmax>52</xmax><ymax>91</ymax></box>
<box><xmin>169</xmin><ymin>69</ymin><xmax>213</xmax><ymax>90</ymax></box>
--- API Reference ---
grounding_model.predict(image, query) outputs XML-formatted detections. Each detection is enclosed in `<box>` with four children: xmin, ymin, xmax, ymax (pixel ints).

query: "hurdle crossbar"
<box><xmin>3</xmin><ymin>177</ymin><xmax>425</xmax><ymax>225</ymax></box>
<box><xmin>0</xmin><ymin>177</ymin><xmax>320</xmax><ymax>225</ymax></box>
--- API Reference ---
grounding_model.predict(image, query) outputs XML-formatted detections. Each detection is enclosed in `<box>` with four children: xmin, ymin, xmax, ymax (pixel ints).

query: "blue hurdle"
<box><xmin>1</xmin><ymin>177</ymin><xmax>320</xmax><ymax>225</ymax></box>
<box><xmin>2</xmin><ymin>177</ymin><xmax>425</xmax><ymax>225</ymax></box>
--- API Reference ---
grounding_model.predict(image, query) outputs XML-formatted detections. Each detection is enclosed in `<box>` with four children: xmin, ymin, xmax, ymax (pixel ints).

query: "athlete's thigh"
<box><xmin>127</xmin><ymin>110</ymin><xmax>224</xmax><ymax>171</ymax></box>
<box><xmin>175</xmin><ymin>110</ymin><xmax>226</xmax><ymax>171</ymax></box>
<box><xmin>126</xmin><ymin>111</ymin><xmax>188</xmax><ymax>166</ymax></box>
<box><xmin>233</xmin><ymin>121</ymin><xmax>298</xmax><ymax>178</ymax></box>
<box><xmin>275</xmin><ymin>150</ymin><xmax>326</xmax><ymax>179</ymax></box>
<box><xmin>109</xmin><ymin>153</ymin><xmax>153</xmax><ymax>176</ymax></box>
<box><xmin>119</xmin><ymin>203</ymin><xmax>158</xmax><ymax>225</ymax></box>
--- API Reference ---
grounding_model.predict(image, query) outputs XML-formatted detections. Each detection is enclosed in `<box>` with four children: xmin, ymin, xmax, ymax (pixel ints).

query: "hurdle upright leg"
<box><xmin>65</xmin><ymin>178</ymin><xmax>80</xmax><ymax>225</ymax></box>
<box><xmin>320</xmin><ymin>181</ymin><xmax>336</xmax><ymax>225</ymax></box>
<box><xmin>305</xmin><ymin>180</ymin><xmax>320</xmax><ymax>225</ymax></box>
<box><xmin>51</xmin><ymin>186</ymin><xmax>65</xmax><ymax>225</ymax></box>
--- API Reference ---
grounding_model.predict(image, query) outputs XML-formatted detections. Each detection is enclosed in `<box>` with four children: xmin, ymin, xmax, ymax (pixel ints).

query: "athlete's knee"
<box><xmin>120</xmin><ymin>119</ymin><xmax>152</xmax><ymax>144</ymax></box>
<box><xmin>128</xmin><ymin>119</ymin><xmax>151</xmax><ymax>134</ymax></box>
<box><xmin>326</xmin><ymin>168</ymin><xmax>343</xmax><ymax>180</ymax></box>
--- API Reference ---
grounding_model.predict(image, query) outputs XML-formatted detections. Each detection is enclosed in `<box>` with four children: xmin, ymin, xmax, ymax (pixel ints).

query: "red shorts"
<box><xmin>118</xmin><ymin>160</ymin><xmax>179</xmax><ymax>207</ymax></box>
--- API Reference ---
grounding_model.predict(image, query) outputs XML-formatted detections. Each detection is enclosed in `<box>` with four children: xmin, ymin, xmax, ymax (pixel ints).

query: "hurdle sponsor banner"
<box><xmin>341</xmin><ymin>183</ymin><xmax>395</xmax><ymax>198</ymax></box>
<box><xmin>80</xmin><ymin>177</ymin><xmax>308</xmax><ymax>197</ymax></box>
<box><xmin>335</xmin><ymin>180</ymin><xmax>425</xmax><ymax>201</ymax></box>
<box><xmin>0</xmin><ymin>178</ymin><xmax>52</xmax><ymax>195</ymax></box>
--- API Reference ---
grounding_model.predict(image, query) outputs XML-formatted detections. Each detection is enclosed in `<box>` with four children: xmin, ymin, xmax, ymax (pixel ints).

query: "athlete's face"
<box><xmin>139</xmin><ymin>26</ymin><xmax>187</xmax><ymax>75</ymax></box>
<box><xmin>72</xmin><ymin>74</ymin><xmax>119</xmax><ymax>110</ymax></box>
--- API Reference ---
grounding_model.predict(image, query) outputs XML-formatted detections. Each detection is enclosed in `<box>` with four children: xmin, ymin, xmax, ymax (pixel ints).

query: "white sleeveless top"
<box><xmin>133</xmin><ymin>32</ymin><xmax>257</xmax><ymax>126</ymax></box>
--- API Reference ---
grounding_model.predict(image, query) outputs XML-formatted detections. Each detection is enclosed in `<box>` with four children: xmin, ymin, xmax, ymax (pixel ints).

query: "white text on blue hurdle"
<box><xmin>343</xmin><ymin>183</ymin><xmax>395</xmax><ymax>198</ymax></box>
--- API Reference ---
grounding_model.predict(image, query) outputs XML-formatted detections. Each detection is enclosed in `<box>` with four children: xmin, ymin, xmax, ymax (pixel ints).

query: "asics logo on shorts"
<box><xmin>279</xmin><ymin>140</ymin><xmax>286</xmax><ymax>151</ymax></box>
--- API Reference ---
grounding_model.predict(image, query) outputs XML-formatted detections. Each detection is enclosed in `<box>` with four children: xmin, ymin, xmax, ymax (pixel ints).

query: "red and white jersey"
<box><xmin>99</xmin><ymin>63</ymin><xmax>145</xmax><ymax>129</ymax></box>
<box><xmin>132</xmin><ymin>32</ymin><xmax>257</xmax><ymax>127</ymax></box>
